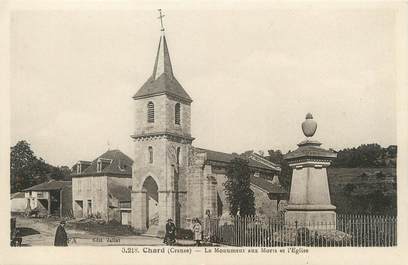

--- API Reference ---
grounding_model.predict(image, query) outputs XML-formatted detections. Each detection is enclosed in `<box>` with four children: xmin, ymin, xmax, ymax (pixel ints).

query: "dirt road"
<box><xmin>14</xmin><ymin>215</ymin><xmax>167</xmax><ymax>246</ymax></box>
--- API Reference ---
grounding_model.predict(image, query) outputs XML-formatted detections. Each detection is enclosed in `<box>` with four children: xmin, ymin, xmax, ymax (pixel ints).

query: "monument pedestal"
<box><xmin>285</xmin><ymin>205</ymin><xmax>336</xmax><ymax>230</ymax></box>
<box><xmin>284</xmin><ymin>113</ymin><xmax>338</xmax><ymax>230</ymax></box>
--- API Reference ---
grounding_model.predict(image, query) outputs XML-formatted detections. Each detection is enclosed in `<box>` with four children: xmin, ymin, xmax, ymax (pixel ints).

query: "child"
<box><xmin>192</xmin><ymin>218</ymin><xmax>202</xmax><ymax>246</ymax></box>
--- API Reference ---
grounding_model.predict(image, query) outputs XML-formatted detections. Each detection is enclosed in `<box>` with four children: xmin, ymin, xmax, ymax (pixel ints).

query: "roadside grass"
<box><xmin>66</xmin><ymin>220</ymin><xmax>139</xmax><ymax>237</ymax></box>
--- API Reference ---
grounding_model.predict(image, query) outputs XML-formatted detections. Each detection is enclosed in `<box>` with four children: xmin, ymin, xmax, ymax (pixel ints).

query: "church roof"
<box><xmin>133</xmin><ymin>34</ymin><xmax>192</xmax><ymax>103</ymax></box>
<box><xmin>71</xmin><ymin>149</ymin><xmax>133</xmax><ymax>177</ymax></box>
<box><xmin>195</xmin><ymin>148</ymin><xmax>280</xmax><ymax>172</ymax></box>
<box><xmin>250</xmin><ymin>175</ymin><xmax>287</xmax><ymax>195</ymax></box>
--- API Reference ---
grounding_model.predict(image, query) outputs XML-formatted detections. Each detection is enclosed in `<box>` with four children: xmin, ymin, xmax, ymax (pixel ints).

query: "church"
<box><xmin>70</xmin><ymin>14</ymin><xmax>286</xmax><ymax>235</ymax></box>
<box><xmin>129</xmin><ymin>18</ymin><xmax>285</xmax><ymax>235</ymax></box>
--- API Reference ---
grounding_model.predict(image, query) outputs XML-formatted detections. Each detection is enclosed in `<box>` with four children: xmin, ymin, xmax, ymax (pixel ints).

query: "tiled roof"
<box><xmin>72</xmin><ymin>149</ymin><xmax>133</xmax><ymax>177</ymax></box>
<box><xmin>11</xmin><ymin>192</ymin><xmax>25</xmax><ymax>199</ymax></box>
<box><xmin>133</xmin><ymin>35</ymin><xmax>192</xmax><ymax>103</ymax></box>
<box><xmin>23</xmin><ymin>180</ymin><xmax>72</xmax><ymax>192</ymax></box>
<box><xmin>109</xmin><ymin>183</ymin><xmax>131</xmax><ymax>202</ymax></box>
<box><xmin>250</xmin><ymin>176</ymin><xmax>287</xmax><ymax>194</ymax></box>
<box><xmin>195</xmin><ymin>148</ymin><xmax>280</xmax><ymax>172</ymax></box>
<box><xmin>133</xmin><ymin>74</ymin><xmax>192</xmax><ymax>102</ymax></box>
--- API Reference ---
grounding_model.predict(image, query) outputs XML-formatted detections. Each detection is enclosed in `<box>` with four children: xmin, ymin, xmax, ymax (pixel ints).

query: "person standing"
<box><xmin>164</xmin><ymin>218</ymin><xmax>176</xmax><ymax>245</ymax></box>
<box><xmin>203</xmin><ymin>210</ymin><xmax>212</xmax><ymax>242</ymax></box>
<box><xmin>192</xmin><ymin>218</ymin><xmax>202</xmax><ymax>246</ymax></box>
<box><xmin>54</xmin><ymin>220</ymin><xmax>68</xmax><ymax>246</ymax></box>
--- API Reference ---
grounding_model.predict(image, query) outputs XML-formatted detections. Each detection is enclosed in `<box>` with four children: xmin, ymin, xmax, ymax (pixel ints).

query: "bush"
<box><xmin>176</xmin><ymin>228</ymin><xmax>193</xmax><ymax>240</ymax></box>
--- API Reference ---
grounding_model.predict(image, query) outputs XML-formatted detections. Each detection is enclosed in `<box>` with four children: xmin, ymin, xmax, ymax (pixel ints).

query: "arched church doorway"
<box><xmin>142</xmin><ymin>176</ymin><xmax>159</xmax><ymax>229</ymax></box>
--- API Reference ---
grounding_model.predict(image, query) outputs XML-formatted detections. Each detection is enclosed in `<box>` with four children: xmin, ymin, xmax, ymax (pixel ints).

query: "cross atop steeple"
<box><xmin>132</xmin><ymin>9</ymin><xmax>192</xmax><ymax>103</ymax></box>
<box><xmin>157</xmin><ymin>9</ymin><xmax>165</xmax><ymax>32</ymax></box>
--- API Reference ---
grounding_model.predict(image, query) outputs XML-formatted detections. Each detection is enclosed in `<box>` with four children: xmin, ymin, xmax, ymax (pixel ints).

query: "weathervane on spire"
<box><xmin>157</xmin><ymin>9</ymin><xmax>165</xmax><ymax>32</ymax></box>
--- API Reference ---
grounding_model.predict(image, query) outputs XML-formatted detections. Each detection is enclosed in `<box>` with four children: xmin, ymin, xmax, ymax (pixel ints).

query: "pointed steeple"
<box><xmin>133</xmin><ymin>11</ymin><xmax>192</xmax><ymax>103</ymax></box>
<box><xmin>152</xmin><ymin>33</ymin><xmax>174</xmax><ymax>80</ymax></box>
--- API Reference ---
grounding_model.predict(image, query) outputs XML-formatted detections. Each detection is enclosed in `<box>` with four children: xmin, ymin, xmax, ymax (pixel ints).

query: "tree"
<box><xmin>343</xmin><ymin>183</ymin><xmax>356</xmax><ymax>195</ymax></box>
<box><xmin>223</xmin><ymin>158</ymin><xmax>255</xmax><ymax>216</ymax></box>
<box><xmin>47</xmin><ymin>165</ymin><xmax>71</xmax><ymax>181</ymax></box>
<box><xmin>11</xmin><ymin>141</ymin><xmax>45</xmax><ymax>192</ymax></box>
<box><xmin>10</xmin><ymin>140</ymin><xmax>71</xmax><ymax>193</ymax></box>
<box><xmin>332</xmin><ymin>143</ymin><xmax>396</xmax><ymax>168</ymax></box>
<box><xmin>266</xmin><ymin>150</ymin><xmax>293</xmax><ymax>190</ymax></box>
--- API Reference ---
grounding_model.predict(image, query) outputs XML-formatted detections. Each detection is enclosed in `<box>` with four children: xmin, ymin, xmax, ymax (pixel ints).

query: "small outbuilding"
<box><xmin>23</xmin><ymin>180</ymin><xmax>72</xmax><ymax>218</ymax></box>
<box><xmin>11</xmin><ymin>192</ymin><xmax>27</xmax><ymax>213</ymax></box>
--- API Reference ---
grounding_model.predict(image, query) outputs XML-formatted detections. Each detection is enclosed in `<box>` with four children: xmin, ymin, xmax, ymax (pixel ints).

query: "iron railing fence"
<box><xmin>208</xmin><ymin>214</ymin><xmax>397</xmax><ymax>247</ymax></box>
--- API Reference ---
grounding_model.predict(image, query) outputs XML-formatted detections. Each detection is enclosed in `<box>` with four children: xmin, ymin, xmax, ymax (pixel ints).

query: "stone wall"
<box><xmin>133</xmin><ymin>95</ymin><xmax>191</xmax><ymax>138</ymax></box>
<box><xmin>72</xmin><ymin>176</ymin><xmax>108</xmax><ymax>220</ymax></box>
<box><xmin>251</xmin><ymin>185</ymin><xmax>279</xmax><ymax>218</ymax></box>
<box><xmin>164</xmin><ymin>95</ymin><xmax>191</xmax><ymax>137</ymax></box>
<box><xmin>131</xmin><ymin>134</ymin><xmax>192</xmax><ymax>232</ymax></box>
<box><xmin>185</xmin><ymin>152</ymin><xmax>205</xmax><ymax>222</ymax></box>
<box><xmin>11</xmin><ymin>197</ymin><xmax>27</xmax><ymax>213</ymax></box>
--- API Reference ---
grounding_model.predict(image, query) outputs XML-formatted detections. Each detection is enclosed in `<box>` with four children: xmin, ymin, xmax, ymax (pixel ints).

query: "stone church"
<box><xmin>130</xmin><ymin>27</ymin><xmax>285</xmax><ymax>235</ymax></box>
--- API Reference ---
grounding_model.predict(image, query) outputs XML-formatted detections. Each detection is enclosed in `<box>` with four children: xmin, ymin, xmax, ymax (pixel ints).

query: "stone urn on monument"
<box><xmin>284</xmin><ymin>113</ymin><xmax>337</xmax><ymax>229</ymax></box>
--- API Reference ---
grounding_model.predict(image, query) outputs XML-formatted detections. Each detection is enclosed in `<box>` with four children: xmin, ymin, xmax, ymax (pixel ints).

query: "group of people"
<box><xmin>54</xmin><ymin>217</ymin><xmax>209</xmax><ymax>247</ymax></box>
<box><xmin>163</xmin><ymin>217</ymin><xmax>205</xmax><ymax>247</ymax></box>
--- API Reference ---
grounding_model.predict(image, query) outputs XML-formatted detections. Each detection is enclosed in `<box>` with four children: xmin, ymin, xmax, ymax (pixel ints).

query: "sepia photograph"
<box><xmin>1</xmin><ymin>1</ymin><xmax>408</xmax><ymax>265</ymax></box>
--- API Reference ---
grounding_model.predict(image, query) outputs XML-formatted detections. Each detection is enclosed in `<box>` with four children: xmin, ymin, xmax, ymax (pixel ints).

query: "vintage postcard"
<box><xmin>1</xmin><ymin>1</ymin><xmax>407</xmax><ymax>265</ymax></box>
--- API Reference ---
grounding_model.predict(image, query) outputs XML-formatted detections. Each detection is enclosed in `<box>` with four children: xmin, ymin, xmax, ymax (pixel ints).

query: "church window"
<box><xmin>148</xmin><ymin>146</ymin><xmax>153</xmax><ymax>164</ymax></box>
<box><xmin>175</xmin><ymin>103</ymin><xmax>181</xmax><ymax>125</ymax></box>
<box><xmin>147</xmin><ymin>102</ymin><xmax>155</xmax><ymax>123</ymax></box>
<box><xmin>176</xmin><ymin>147</ymin><xmax>181</xmax><ymax>165</ymax></box>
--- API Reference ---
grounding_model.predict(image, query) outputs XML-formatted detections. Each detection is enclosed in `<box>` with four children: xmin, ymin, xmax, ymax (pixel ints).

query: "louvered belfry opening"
<box><xmin>147</xmin><ymin>101</ymin><xmax>154</xmax><ymax>123</ymax></box>
<box><xmin>175</xmin><ymin>103</ymin><xmax>180</xmax><ymax>125</ymax></box>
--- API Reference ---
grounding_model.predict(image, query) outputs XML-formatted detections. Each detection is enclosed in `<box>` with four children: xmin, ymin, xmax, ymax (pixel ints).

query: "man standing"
<box><xmin>54</xmin><ymin>220</ymin><xmax>68</xmax><ymax>246</ymax></box>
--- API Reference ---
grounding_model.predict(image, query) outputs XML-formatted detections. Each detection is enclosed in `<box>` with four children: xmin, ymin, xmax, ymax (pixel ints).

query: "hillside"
<box><xmin>327</xmin><ymin>167</ymin><xmax>397</xmax><ymax>216</ymax></box>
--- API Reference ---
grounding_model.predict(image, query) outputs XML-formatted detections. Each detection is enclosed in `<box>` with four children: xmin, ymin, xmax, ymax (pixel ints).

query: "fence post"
<box><xmin>369</xmin><ymin>215</ymin><xmax>372</xmax><ymax>247</ymax></box>
<box><xmin>268</xmin><ymin>217</ymin><xmax>271</xmax><ymax>247</ymax></box>
<box><xmin>387</xmin><ymin>214</ymin><xmax>391</xmax><ymax>246</ymax></box>
<box><xmin>364</xmin><ymin>215</ymin><xmax>368</xmax><ymax>247</ymax></box>
<box><xmin>236</xmin><ymin>215</ymin><xmax>239</xmax><ymax>246</ymax></box>
<box><xmin>374</xmin><ymin>215</ymin><xmax>380</xmax><ymax>247</ymax></box>
<box><xmin>253</xmin><ymin>215</ymin><xmax>255</xmax><ymax>247</ymax></box>
<box><xmin>393</xmin><ymin>216</ymin><xmax>397</xmax><ymax>246</ymax></box>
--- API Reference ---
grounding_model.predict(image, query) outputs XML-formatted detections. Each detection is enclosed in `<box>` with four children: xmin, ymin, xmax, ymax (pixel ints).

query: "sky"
<box><xmin>10</xmin><ymin>5</ymin><xmax>398</xmax><ymax>167</ymax></box>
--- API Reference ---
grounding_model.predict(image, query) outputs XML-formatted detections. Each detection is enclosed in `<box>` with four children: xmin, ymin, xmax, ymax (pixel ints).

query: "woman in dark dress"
<box><xmin>164</xmin><ymin>218</ymin><xmax>176</xmax><ymax>245</ymax></box>
<box><xmin>54</xmin><ymin>220</ymin><xmax>68</xmax><ymax>246</ymax></box>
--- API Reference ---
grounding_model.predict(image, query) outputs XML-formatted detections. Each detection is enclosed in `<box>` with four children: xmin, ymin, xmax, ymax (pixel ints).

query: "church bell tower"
<box><xmin>131</xmin><ymin>10</ymin><xmax>193</xmax><ymax>234</ymax></box>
